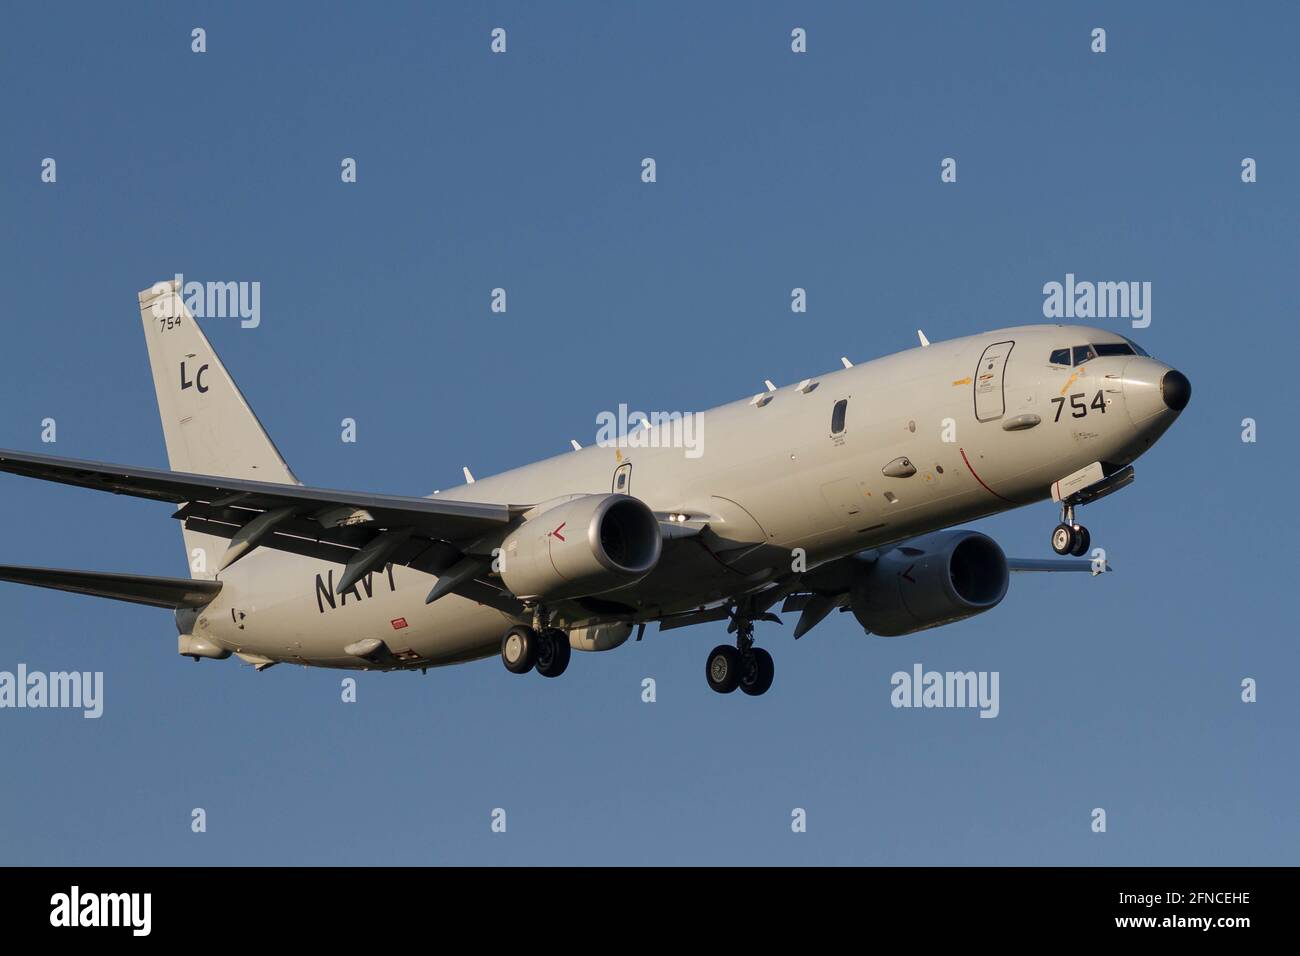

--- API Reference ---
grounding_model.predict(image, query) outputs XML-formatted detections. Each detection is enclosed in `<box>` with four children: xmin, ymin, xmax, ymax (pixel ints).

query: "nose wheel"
<box><xmin>1050</xmin><ymin>503</ymin><xmax>1091</xmax><ymax>557</ymax></box>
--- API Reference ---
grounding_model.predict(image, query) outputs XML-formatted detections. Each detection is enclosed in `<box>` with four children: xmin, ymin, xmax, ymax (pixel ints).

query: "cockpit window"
<box><xmin>1122</xmin><ymin>336</ymin><xmax>1149</xmax><ymax>357</ymax></box>
<box><xmin>1053</xmin><ymin>343</ymin><xmax>1140</xmax><ymax>366</ymax></box>
<box><xmin>1093</xmin><ymin>343</ymin><xmax>1135</xmax><ymax>358</ymax></box>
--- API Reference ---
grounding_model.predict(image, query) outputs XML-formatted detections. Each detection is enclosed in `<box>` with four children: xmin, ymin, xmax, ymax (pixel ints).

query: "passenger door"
<box><xmin>973</xmin><ymin>340</ymin><xmax>1015</xmax><ymax>422</ymax></box>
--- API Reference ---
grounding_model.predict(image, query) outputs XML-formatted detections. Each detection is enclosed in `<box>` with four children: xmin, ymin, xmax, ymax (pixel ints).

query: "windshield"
<box><xmin>1049</xmin><ymin>341</ymin><xmax>1144</xmax><ymax>366</ymax></box>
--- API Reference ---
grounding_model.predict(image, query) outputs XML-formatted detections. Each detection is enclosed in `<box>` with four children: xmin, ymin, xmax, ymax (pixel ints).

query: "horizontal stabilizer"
<box><xmin>0</xmin><ymin>565</ymin><xmax>222</xmax><ymax>609</ymax></box>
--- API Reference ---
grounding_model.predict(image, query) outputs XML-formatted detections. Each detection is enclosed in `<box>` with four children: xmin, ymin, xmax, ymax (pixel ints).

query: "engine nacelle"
<box><xmin>850</xmin><ymin>530</ymin><xmax>1009</xmax><ymax>637</ymax></box>
<box><xmin>500</xmin><ymin>494</ymin><xmax>662</xmax><ymax>602</ymax></box>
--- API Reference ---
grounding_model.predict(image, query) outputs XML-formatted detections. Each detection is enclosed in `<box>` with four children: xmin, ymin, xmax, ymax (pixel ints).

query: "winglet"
<box><xmin>462</xmin><ymin>466</ymin><xmax>475</xmax><ymax>484</ymax></box>
<box><xmin>840</xmin><ymin>356</ymin><xmax>853</xmax><ymax>369</ymax></box>
<box><xmin>917</xmin><ymin>330</ymin><xmax>930</xmax><ymax>348</ymax></box>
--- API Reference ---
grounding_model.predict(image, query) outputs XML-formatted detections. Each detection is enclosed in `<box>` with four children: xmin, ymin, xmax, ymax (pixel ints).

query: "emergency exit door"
<box><xmin>973</xmin><ymin>340</ymin><xmax>1014</xmax><ymax>422</ymax></box>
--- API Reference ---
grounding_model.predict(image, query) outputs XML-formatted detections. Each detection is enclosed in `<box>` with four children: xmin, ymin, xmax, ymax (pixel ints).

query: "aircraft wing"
<box><xmin>769</xmin><ymin>547</ymin><xmax>1110</xmax><ymax>640</ymax></box>
<box><xmin>0</xmin><ymin>565</ymin><xmax>222</xmax><ymax>609</ymax></box>
<box><xmin>0</xmin><ymin>449</ymin><xmax>525</xmax><ymax>601</ymax></box>
<box><xmin>0</xmin><ymin>448</ymin><xmax>511</xmax><ymax>535</ymax></box>
<box><xmin>1006</xmin><ymin>557</ymin><xmax>1106</xmax><ymax>573</ymax></box>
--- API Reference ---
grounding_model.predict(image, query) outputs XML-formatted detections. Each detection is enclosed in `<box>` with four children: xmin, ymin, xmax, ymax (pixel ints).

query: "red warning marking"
<box><xmin>391</xmin><ymin>617</ymin><xmax>408</xmax><ymax>630</ymax></box>
<box><xmin>551</xmin><ymin>522</ymin><xmax>567</xmax><ymax>542</ymax></box>
<box><xmin>959</xmin><ymin>447</ymin><xmax>1015</xmax><ymax>503</ymax></box>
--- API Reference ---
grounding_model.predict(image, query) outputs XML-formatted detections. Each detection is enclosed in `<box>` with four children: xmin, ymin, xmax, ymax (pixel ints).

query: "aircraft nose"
<box><xmin>1121</xmin><ymin>357</ymin><xmax>1188</xmax><ymax>430</ymax></box>
<box><xmin>1161</xmin><ymin>369</ymin><xmax>1191</xmax><ymax>412</ymax></box>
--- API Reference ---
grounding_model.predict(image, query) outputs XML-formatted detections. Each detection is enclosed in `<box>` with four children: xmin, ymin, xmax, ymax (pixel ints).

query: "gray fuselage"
<box><xmin>197</xmin><ymin>324</ymin><xmax>1180</xmax><ymax>668</ymax></box>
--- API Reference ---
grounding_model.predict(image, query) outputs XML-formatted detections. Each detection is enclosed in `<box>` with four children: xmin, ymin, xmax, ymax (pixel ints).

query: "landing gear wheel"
<box><xmin>1051</xmin><ymin>523</ymin><xmax>1075</xmax><ymax>555</ymax></box>
<box><xmin>705</xmin><ymin>645</ymin><xmax>741</xmax><ymax>694</ymax></box>
<box><xmin>739</xmin><ymin>647</ymin><xmax>775</xmax><ymax>697</ymax></box>
<box><xmin>1069</xmin><ymin>525</ymin><xmax>1091</xmax><ymax>557</ymax></box>
<box><xmin>535</xmin><ymin>628</ymin><xmax>572</xmax><ymax>678</ymax></box>
<box><xmin>501</xmin><ymin>626</ymin><xmax>538</xmax><ymax>674</ymax></box>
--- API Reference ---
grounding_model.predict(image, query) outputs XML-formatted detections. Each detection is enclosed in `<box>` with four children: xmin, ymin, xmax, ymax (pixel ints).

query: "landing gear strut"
<box><xmin>705</xmin><ymin>609</ymin><xmax>776</xmax><ymax>697</ymax></box>
<box><xmin>1051</xmin><ymin>501</ymin><xmax>1091</xmax><ymax>557</ymax></box>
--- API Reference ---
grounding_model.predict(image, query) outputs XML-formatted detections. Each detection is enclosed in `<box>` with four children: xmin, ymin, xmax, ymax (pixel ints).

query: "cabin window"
<box><xmin>831</xmin><ymin>399</ymin><xmax>848</xmax><ymax>435</ymax></box>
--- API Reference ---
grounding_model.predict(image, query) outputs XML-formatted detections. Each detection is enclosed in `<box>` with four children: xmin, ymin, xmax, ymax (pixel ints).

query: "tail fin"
<box><xmin>138</xmin><ymin>279</ymin><xmax>299</xmax><ymax>485</ymax></box>
<box><xmin>138</xmin><ymin>279</ymin><xmax>299</xmax><ymax>580</ymax></box>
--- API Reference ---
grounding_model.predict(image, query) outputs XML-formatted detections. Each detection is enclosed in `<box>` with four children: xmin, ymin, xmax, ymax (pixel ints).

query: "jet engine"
<box><xmin>849</xmin><ymin>530</ymin><xmax>1009</xmax><ymax>636</ymax></box>
<box><xmin>499</xmin><ymin>493</ymin><xmax>662</xmax><ymax>602</ymax></box>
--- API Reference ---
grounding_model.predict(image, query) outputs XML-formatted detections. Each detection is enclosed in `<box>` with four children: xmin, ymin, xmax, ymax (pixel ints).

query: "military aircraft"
<box><xmin>0</xmin><ymin>280</ymin><xmax>1190</xmax><ymax>696</ymax></box>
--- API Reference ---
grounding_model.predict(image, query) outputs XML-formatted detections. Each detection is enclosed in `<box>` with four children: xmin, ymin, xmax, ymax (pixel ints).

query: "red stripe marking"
<box><xmin>959</xmin><ymin>447</ymin><xmax>1015</xmax><ymax>503</ymax></box>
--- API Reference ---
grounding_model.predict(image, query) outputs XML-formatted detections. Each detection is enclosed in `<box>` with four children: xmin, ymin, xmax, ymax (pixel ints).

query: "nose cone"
<box><xmin>1161</xmin><ymin>369</ymin><xmax>1191</xmax><ymax>411</ymax></box>
<box><xmin>1121</xmin><ymin>357</ymin><xmax>1189</xmax><ymax>429</ymax></box>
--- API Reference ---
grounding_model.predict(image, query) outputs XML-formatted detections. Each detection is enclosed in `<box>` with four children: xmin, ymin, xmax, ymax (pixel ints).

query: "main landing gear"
<box><xmin>500</xmin><ymin>624</ymin><xmax>571</xmax><ymax>678</ymax></box>
<box><xmin>1050</xmin><ymin>501</ymin><xmax>1091</xmax><ymax>557</ymax></box>
<box><xmin>706</xmin><ymin>612</ymin><xmax>775</xmax><ymax>697</ymax></box>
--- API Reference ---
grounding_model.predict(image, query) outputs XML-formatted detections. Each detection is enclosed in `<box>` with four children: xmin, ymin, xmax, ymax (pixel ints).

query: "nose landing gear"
<box><xmin>1050</xmin><ymin>502</ymin><xmax>1091</xmax><ymax>557</ymax></box>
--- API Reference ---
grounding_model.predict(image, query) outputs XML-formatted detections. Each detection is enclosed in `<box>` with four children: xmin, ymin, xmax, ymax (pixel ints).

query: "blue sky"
<box><xmin>0</xmin><ymin>1</ymin><xmax>1295</xmax><ymax>864</ymax></box>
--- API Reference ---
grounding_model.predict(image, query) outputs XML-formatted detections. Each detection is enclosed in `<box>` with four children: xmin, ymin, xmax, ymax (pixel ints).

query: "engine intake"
<box><xmin>500</xmin><ymin>493</ymin><xmax>662</xmax><ymax>601</ymax></box>
<box><xmin>850</xmin><ymin>530</ymin><xmax>1009</xmax><ymax>637</ymax></box>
